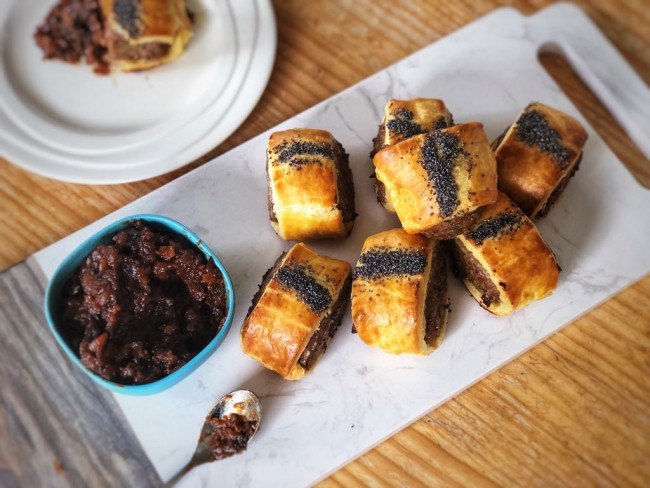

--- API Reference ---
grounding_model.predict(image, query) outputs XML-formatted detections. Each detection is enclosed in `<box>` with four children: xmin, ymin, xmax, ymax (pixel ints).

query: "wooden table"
<box><xmin>1</xmin><ymin>1</ymin><xmax>648</xmax><ymax>486</ymax></box>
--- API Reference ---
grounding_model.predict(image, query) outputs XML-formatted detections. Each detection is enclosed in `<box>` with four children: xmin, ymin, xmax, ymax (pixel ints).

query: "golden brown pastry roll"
<box><xmin>240</xmin><ymin>243</ymin><xmax>352</xmax><ymax>380</ymax></box>
<box><xmin>267</xmin><ymin>129</ymin><xmax>356</xmax><ymax>241</ymax></box>
<box><xmin>351</xmin><ymin>229</ymin><xmax>448</xmax><ymax>355</ymax></box>
<box><xmin>448</xmin><ymin>191</ymin><xmax>559</xmax><ymax>315</ymax></box>
<box><xmin>101</xmin><ymin>0</ymin><xmax>193</xmax><ymax>72</ymax></box>
<box><xmin>371</xmin><ymin>99</ymin><xmax>454</xmax><ymax>213</ymax></box>
<box><xmin>492</xmin><ymin>102</ymin><xmax>588</xmax><ymax>218</ymax></box>
<box><xmin>373</xmin><ymin>122</ymin><xmax>498</xmax><ymax>239</ymax></box>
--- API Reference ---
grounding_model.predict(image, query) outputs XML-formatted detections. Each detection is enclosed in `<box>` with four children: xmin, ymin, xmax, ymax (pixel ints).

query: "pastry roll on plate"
<box><xmin>351</xmin><ymin>229</ymin><xmax>448</xmax><ymax>355</ymax></box>
<box><xmin>492</xmin><ymin>102</ymin><xmax>588</xmax><ymax>218</ymax></box>
<box><xmin>371</xmin><ymin>99</ymin><xmax>454</xmax><ymax>213</ymax></box>
<box><xmin>373</xmin><ymin>122</ymin><xmax>498</xmax><ymax>239</ymax></box>
<box><xmin>102</xmin><ymin>0</ymin><xmax>193</xmax><ymax>72</ymax></box>
<box><xmin>241</xmin><ymin>243</ymin><xmax>351</xmax><ymax>380</ymax></box>
<box><xmin>448</xmin><ymin>191</ymin><xmax>559</xmax><ymax>315</ymax></box>
<box><xmin>267</xmin><ymin>129</ymin><xmax>356</xmax><ymax>241</ymax></box>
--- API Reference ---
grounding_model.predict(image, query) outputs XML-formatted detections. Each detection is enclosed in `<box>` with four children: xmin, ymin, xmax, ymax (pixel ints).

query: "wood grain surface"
<box><xmin>0</xmin><ymin>0</ymin><xmax>648</xmax><ymax>487</ymax></box>
<box><xmin>0</xmin><ymin>262</ymin><xmax>159</xmax><ymax>488</ymax></box>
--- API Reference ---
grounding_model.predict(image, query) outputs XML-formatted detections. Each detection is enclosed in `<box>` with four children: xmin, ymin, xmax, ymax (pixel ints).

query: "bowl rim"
<box><xmin>43</xmin><ymin>213</ymin><xmax>235</xmax><ymax>396</ymax></box>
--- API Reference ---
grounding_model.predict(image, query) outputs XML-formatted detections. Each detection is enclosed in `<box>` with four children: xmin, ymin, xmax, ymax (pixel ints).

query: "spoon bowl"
<box><xmin>210</xmin><ymin>389</ymin><xmax>262</xmax><ymax>430</ymax></box>
<box><xmin>163</xmin><ymin>390</ymin><xmax>261</xmax><ymax>487</ymax></box>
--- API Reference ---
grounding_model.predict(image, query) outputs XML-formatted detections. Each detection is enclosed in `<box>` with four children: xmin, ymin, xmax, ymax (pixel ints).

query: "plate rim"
<box><xmin>0</xmin><ymin>0</ymin><xmax>239</xmax><ymax>155</ymax></box>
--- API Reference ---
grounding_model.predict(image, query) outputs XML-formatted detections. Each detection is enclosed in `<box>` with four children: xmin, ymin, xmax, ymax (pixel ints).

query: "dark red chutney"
<box><xmin>34</xmin><ymin>0</ymin><xmax>110</xmax><ymax>74</ymax></box>
<box><xmin>201</xmin><ymin>413</ymin><xmax>258</xmax><ymax>461</ymax></box>
<box><xmin>60</xmin><ymin>220</ymin><xmax>227</xmax><ymax>385</ymax></box>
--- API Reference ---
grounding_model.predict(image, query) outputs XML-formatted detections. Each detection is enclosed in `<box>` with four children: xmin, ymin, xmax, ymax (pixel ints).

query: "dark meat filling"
<box><xmin>333</xmin><ymin>141</ymin><xmax>357</xmax><ymax>225</ymax></box>
<box><xmin>421</xmin><ymin>209</ymin><xmax>480</xmax><ymax>241</ymax></box>
<box><xmin>108</xmin><ymin>34</ymin><xmax>170</xmax><ymax>61</ymax></box>
<box><xmin>374</xmin><ymin>178</ymin><xmax>390</xmax><ymax>209</ymax></box>
<box><xmin>370</xmin><ymin>122</ymin><xmax>387</xmax><ymax>159</ymax></box>
<box><xmin>34</xmin><ymin>0</ymin><xmax>109</xmax><ymax>74</ymax></box>
<box><xmin>298</xmin><ymin>276</ymin><xmax>352</xmax><ymax>370</ymax></box>
<box><xmin>537</xmin><ymin>154</ymin><xmax>582</xmax><ymax>217</ymax></box>
<box><xmin>450</xmin><ymin>240</ymin><xmax>501</xmax><ymax>307</ymax></box>
<box><xmin>423</xmin><ymin>247</ymin><xmax>448</xmax><ymax>345</ymax></box>
<box><xmin>201</xmin><ymin>413</ymin><xmax>257</xmax><ymax>461</ymax></box>
<box><xmin>61</xmin><ymin>220</ymin><xmax>227</xmax><ymax>385</ymax></box>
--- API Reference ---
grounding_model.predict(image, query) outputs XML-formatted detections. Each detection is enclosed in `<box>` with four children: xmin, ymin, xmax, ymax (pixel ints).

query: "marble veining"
<box><xmin>32</xmin><ymin>4</ymin><xmax>650</xmax><ymax>487</ymax></box>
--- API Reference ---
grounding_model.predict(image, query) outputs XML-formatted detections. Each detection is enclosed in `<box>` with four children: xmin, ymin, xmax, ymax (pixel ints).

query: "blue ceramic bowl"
<box><xmin>44</xmin><ymin>214</ymin><xmax>235</xmax><ymax>396</ymax></box>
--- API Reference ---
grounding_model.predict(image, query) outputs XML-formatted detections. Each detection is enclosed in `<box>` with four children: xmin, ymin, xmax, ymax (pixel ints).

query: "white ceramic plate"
<box><xmin>0</xmin><ymin>0</ymin><xmax>276</xmax><ymax>183</ymax></box>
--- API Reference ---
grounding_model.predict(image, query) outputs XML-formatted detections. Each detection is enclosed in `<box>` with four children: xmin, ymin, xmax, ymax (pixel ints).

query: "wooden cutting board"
<box><xmin>1</xmin><ymin>3</ymin><xmax>648</xmax><ymax>487</ymax></box>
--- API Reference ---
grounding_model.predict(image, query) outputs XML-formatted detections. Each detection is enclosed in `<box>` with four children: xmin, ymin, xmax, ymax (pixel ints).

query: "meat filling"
<box><xmin>107</xmin><ymin>35</ymin><xmax>170</xmax><ymax>61</ymax></box>
<box><xmin>298</xmin><ymin>276</ymin><xmax>352</xmax><ymax>370</ymax></box>
<box><xmin>370</xmin><ymin>122</ymin><xmax>387</xmax><ymax>159</ymax></box>
<box><xmin>423</xmin><ymin>247</ymin><xmax>448</xmax><ymax>345</ymax></box>
<box><xmin>422</xmin><ymin>209</ymin><xmax>480</xmax><ymax>240</ymax></box>
<box><xmin>450</xmin><ymin>240</ymin><xmax>501</xmax><ymax>307</ymax></box>
<box><xmin>333</xmin><ymin>141</ymin><xmax>356</xmax><ymax>225</ymax></box>
<box><xmin>374</xmin><ymin>178</ymin><xmax>389</xmax><ymax>209</ymax></box>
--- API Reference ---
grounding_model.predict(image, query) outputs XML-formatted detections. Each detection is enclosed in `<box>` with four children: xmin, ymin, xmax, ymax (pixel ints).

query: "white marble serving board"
<box><xmin>31</xmin><ymin>3</ymin><xmax>650</xmax><ymax>487</ymax></box>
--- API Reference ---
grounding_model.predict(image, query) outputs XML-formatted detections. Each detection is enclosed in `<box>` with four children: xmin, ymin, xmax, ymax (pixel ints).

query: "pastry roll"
<box><xmin>373</xmin><ymin>122</ymin><xmax>498</xmax><ymax>239</ymax></box>
<box><xmin>351</xmin><ymin>229</ymin><xmax>448</xmax><ymax>355</ymax></box>
<box><xmin>371</xmin><ymin>99</ymin><xmax>454</xmax><ymax>213</ymax></box>
<box><xmin>492</xmin><ymin>102</ymin><xmax>588</xmax><ymax>218</ymax></box>
<box><xmin>241</xmin><ymin>243</ymin><xmax>352</xmax><ymax>380</ymax></box>
<box><xmin>101</xmin><ymin>0</ymin><xmax>193</xmax><ymax>72</ymax></box>
<box><xmin>267</xmin><ymin>129</ymin><xmax>356</xmax><ymax>241</ymax></box>
<box><xmin>448</xmin><ymin>191</ymin><xmax>559</xmax><ymax>315</ymax></box>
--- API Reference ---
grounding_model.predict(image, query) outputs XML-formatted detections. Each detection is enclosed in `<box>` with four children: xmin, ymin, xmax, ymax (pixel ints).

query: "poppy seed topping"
<box><xmin>420</xmin><ymin>131</ymin><xmax>462</xmax><ymax>217</ymax></box>
<box><xmin>466</xmin><ymin>211</ymin><xmax>525</xmax><ymax>245</ymax></box>
<box><xmin>354</xmin><ymin>249</ymin><xmax>427</xmax><ymax>280</ymax></box>
<box><xmin>274</xmin><ymin>140</ymin><xmax>334</xmax><ymax>167</ymax></box>
<box><xmin>275</xmin><ymin>265</ymin><xmax>332</xmax><ymax>313</ymax></box>
<box><xmin>516</xmin><ymin>109</ymin><xmax>571</xmax><ymax>169</ymax></box>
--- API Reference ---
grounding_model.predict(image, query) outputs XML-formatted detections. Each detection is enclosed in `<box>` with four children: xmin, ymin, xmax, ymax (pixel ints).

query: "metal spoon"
<box><xmin>163</xmin><ymin>390</ymin><xmax>262</xmax><ymax>487</ymax></box>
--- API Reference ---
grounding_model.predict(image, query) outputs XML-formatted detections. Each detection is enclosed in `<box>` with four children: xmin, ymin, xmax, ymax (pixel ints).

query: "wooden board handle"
<box><xmin>530</xmin><ymin>3</ymin><xmax>650</xmax><ymax>159</ymax></box>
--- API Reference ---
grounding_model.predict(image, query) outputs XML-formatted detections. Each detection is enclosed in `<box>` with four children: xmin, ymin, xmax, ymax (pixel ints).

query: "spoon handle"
<box><xmin>160</xmin><ymin>459</ymin><xmax>198</xmax><ymax>488</ymax></box>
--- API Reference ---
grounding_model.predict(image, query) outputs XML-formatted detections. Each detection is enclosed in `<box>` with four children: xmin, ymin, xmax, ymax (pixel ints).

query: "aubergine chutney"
<box><xmin>60</xmin><ymin>220</ymin><xmax>227</xmax><ymax>385</ymax></box>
